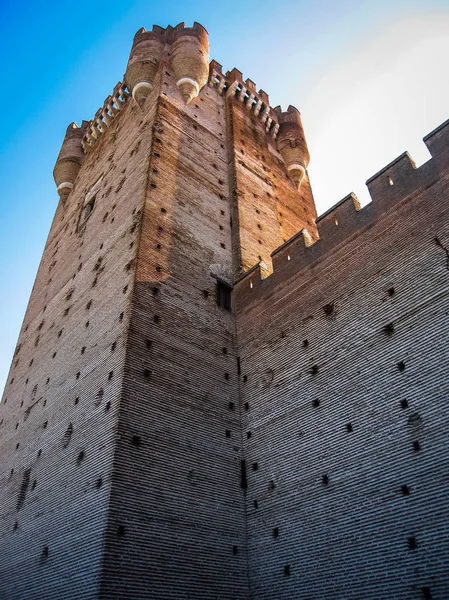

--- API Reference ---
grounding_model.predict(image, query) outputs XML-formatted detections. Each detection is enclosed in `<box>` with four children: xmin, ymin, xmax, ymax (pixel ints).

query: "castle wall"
<box><xmin>0</xmin><ymin>81</ymin><xmax>153</xmax><ymax>598</ymax></box>
<box><xmin>234</xmin><ymin>120</ymin><xmax>449</xmax><ymax>599</ymax></box>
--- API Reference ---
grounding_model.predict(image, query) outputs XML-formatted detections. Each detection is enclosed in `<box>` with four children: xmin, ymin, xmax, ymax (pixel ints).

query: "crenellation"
<box><xmin>423</xmin><ymin>117</ymin><xmax>449</xmax><ymax>164</ymax></box>
<box><xmin>81</xmin><ymin>82</ymin><xmax>130</xmax><ymax>152</ymax></box>
<box><xmin>234</xmin><ymin>129</ymin><xmax>448</xmax><ymax>305</ymax></box>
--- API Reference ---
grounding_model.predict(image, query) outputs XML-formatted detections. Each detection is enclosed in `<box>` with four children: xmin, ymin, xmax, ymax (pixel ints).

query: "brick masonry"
<box><xmin>0</xmin><ymin>21</ymin><xmax>448</xmax><ymax>600</ymax></box>
<box><xmin>234</xmin><ymin>120</ymin><xmax>449</xmax><ymax>599</ymax></box>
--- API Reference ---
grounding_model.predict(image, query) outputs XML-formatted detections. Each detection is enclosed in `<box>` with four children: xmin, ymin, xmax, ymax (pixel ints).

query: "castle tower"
<box><xmin>0</xmin><ymin>23</ymin><xmax>317</xmax><ymax>599</ymax></box>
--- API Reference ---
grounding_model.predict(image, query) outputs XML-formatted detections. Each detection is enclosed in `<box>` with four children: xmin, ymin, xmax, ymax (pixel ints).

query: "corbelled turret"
<box><xmin>171</xmin><ymin>22</ymin><xmax>209</xmax><ymax>104</ymax></box>
<box><xmin>125</xmin><ymin>26</ymin><xmax>165</xmax><ymax>108</ymax></box>
<box><xmin>53</xmin><ymin>122</ymin><xmax>87</xmax><ymax>201</ymax></box>
<box><xmin>275</xmin><ymin>105</ymin><xmax>310</xmax><ymax>189</ymax></box>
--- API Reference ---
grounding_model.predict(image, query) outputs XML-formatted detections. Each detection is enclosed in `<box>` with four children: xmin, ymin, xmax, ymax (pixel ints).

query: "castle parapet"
<box><xmin>81</xmin><ymin>83</ymin><xmax>130</xmax><ymax>153</ymax></box>
<box><xmin>53</xmin><ymin>122</ymin><xmax>88</xmax><ymax>201</ymax></box>
<box><xmin>208</xmin><ymin>66</ymin><xmax>279</xmax><ymax>138</ymax></box>
<box><xmin>234</xmin><ymin>119</ymin><xmax>449</xmax><ymax>306</ymax></box>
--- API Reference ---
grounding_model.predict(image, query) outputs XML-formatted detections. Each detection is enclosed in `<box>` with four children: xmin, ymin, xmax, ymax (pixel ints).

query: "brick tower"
<box><xmin>3</xmin><ymin>20</ymin><xmax>449</xmax><ymax>600</ymax></box>
<box><xmin>0</xmin><ymin>23</ymin><xmax>317</xmax><ymax>599</ymax></box>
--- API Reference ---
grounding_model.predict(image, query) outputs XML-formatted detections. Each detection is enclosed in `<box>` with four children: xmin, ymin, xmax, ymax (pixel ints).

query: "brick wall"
<box><xmin>0</xmin><ymin>74</ymin><xmax>153</xmax><ymax>599</ymax></box>
<box><xmin>234</xmin><ymin>120</ymin><xmax>449</xmax><ymax>599</ymax></box>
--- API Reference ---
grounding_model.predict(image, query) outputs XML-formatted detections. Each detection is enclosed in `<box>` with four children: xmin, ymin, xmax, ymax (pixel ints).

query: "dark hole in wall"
<box><xmin>397</xmin><ymin>361</ymin><xmax>406</xmax><ymax>372</ymax></box>
<box><xmin>413</xmin><ymin>441</ymin><xmax>421</xmax><ymax>452</ymax></box>
<box><xmin>384</xmin><ymin>323</ymin><xmax>395</xmax><ymax>335</ymax></box>
<box><xmin>303</xmin><ymin>339</ymin><xmax>309</xmax><ymax>348</ymax></box>
<box><xmin>321</xmin><ymin>474</ymin><xmax>329</xmax><ymax>485</ymax></box>
<box><xmin>323</xmin><ymin>302</ymin><xmax>334</xmax><ymax>316</ymax></box>
<box><xmin>41</xmin><ymin>546</ymin><xmax>49</xmax><ymax>560</ymax></box>
<box><xmin>273</xmin><ymin>527</ymin><xmax>279</xmax><ymax>538</ymax></box>
<box><xmin>216</xmin><ymin>280</ymin><xmax>232</xmax><ymax>311</ymax></box>
<box><xmin>17</xmin><ymin>468</ymin><xmax>31</xmax><ymax>511</ymax></box>
<box><xmin>284</xmin><ymin>565</ymin><xmax>290</xmax><ymax>576</ymax></box>
<box><xmin>408</xmin><ymin>536</ymin><xmax>417</xmax><ymax>549</ymax></box>
<box><xmin>247</xmin><ymin>431</ymin><xmax>252</xmax><ymax>439</ymax></box>
<box><xmin>96</xmin><ymin>477</ymin><xmax>103</xmax><ymax>489</ymax></box>
<box><xmin>400</xmin><ymin>399</ymin><xmax>409</xmax><ymax>409</ymax></box>
<box><xmin>346</xmin><ymin>423</ymin><xmax>353</xmax><ymax>432</ymax></box>
<box><xmin>143</xmin><ymin>368</ymin><xmax>152</xmax><ymax>378</ymax></box>
<box><xmin>401</xmin><ymin>485</ymin><xmax>410</xmax><ymax>495</ymax></box>
<box><xmin>243</xmin><ymin>375</ymin><xmax>248</xmax><ymax>383</ymax></box>
<box><xmin>421</xmin><ymin>588</ymin><xmax>433</xmax><ymax>599</ymax></box>
<box><xmin>117</xmin><ymin>525</ymin><xmax>126</xmax><ymax>537</ymax></box>
<box><xmin>95</xmin><ymin>389</ymin><xmax>104</xmax><ymax>406</ymax></box>
<box><xmin>228</xmin><ymin>402</ymin><xmax>235</xmax><ymax>410</ymax></box>
<box><xmin>244</xmin><ymin>402</ymin><xmax>249</xmax><ymax>411</ymax></box>
<box><xmin>312</xmin><ymin>398</ymin><xmax>320</xmax><ymax>408</ymax></box>
<box><xmin>105</xmin><ymin>401</ymin><xmax>111</xmax><ymax>411</ymax></box>
<box><xmin>77</xmin><ymin>451</ymin><xmax>85</xmax><ymax>465</ymax></box>
<box><xmin>254</xmin><ymin>500</ymin><xmax>258</xmax><ymax>509</ymax></box>
<box><xmin>387</xmin><ymin>287</ymin><xmax>395</xmax><ymax>297</ymax></box>
<box><xmin>240</xmin><ymin>460</ymin><xmax>247</xmax><ymax>489</ymax></box>
<box><xmin>310</xmin><ymin>365</ymin><xmax>319</xmax><ymax>375</ymax></box>
<box><xmin>252</xmin><ymin>462</ymin><xmax>258</xmax><ymax>471</ymax></box>
<box><xmin>132</xmin><ymin>435</ymin><xmax>141</xmax><ymax>448</ymax></box>
<box><xmin>62</xmin><ymin>423</ymin><xmax>73</xmax><ymax>448</ymax></box>
<box><xmin>225</xmin><ymin>430</ymin><xmax>231</xmax><ymax>438</ymax></box>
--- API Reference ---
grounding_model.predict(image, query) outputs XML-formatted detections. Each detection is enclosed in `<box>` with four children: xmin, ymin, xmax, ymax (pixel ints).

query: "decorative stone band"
<box><xmin>176</xmin><ymin>77</ymin><xmax>200</xmax><ymax>95</ymax></box>
<box><xmin>57</xmin><ymin>182</ymin><xmax>74</xmax><ymax>194</ymax></box>
<box><xmin>208</xmin><ymin>68</ymin><xmax>279</xmax><ymax>139</ymax></box>
<box><xmin>132</xmin><ymin>81</ymin><xmax>153</xmax><ymax>102</ymax></box>
<box><xmin>81</xmin><ymin>82</ymin><xmax>130</xmax><ymax>153</ymax></box>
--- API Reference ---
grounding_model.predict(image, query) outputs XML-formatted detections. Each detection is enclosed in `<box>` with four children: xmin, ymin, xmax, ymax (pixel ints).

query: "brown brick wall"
<box><xmin>0</xmin><ymin>74</ymin><xmax>154</xmax><ymax>599</ymax></box>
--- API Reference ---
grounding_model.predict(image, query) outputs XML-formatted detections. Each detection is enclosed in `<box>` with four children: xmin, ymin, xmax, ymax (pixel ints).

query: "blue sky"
<box><xmin>1</xmin><ymin>0</ymin><xmax>449</xmax><ymax>393</ymax></box>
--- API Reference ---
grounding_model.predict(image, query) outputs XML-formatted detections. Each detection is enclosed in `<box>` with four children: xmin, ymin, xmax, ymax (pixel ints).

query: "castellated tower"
<box><xmin>2</xmin><ymin>21</ymin><xmax>449</xmax><ymax>600</ymax></box>
<box><xmin>0</xmin><ymin>22</ymin><xmax>317</xmax><ymax>600</ymax></box>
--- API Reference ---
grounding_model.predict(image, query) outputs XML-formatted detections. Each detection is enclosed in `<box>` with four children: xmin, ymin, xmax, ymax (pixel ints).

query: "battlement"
<box><xmin>132</xmin><ymin>22</ymin><xmax>208</xmax><ymax>45</ymax></box>
<box><xmin>208</xmin><ymin>63</ymin><xmax>279</xmax><ymax>139</ymax></box>
<box><xmin>81</xmin><ymin>82</ymin><xmax>130</xmax><ymax>152</ymax></box>
<box><xmin>234</xmin><ymin>118</ymin><xmax>449</xmax><ymax>304</ymax></box>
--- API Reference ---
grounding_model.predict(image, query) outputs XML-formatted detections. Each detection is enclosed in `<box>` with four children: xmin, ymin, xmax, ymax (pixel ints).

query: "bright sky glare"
<box><xmin>1</xmin><ymin>0</ymin><xmax>448</xmax><ymax>393</ymax></box>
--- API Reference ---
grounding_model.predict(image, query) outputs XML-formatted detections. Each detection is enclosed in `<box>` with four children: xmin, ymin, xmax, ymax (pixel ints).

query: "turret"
<box><xmin>275</xmin><ymin>105</ymin><xmax>310</xmax><ymax>189</ymax></box>
<box><xmin>171</xmin><ymin>22</ymin><xmax>209</xmax><ymax>104</ymax></box>
<box><xmin>125</xmin><ymin>26</ymin><xmax>165</xmax><ymax>108</ymax></box>
<box><xmin>53</xmin><ymin>122</ymin><xmax>87</xmax><ymax>201</ymax></box>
